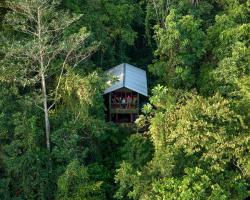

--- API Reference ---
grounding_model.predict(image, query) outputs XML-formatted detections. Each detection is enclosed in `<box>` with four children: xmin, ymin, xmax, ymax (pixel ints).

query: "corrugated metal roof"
<box><xmin>104</xmin><ymin>63</ymin><xmax>148</xmax><ymax>96</ymax></box>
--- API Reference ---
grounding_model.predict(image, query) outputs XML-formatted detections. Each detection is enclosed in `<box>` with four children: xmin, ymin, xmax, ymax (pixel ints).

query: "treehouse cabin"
<box><xmin>104</xmin><ymin>63</ymin><xmax>148</xmax><ymax>123</ymax></box>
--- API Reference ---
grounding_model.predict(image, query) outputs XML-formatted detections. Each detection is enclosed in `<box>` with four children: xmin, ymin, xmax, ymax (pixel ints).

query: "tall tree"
<box><xmin>63</xmin><ymin>0</ymin><xmax>151</xmax><ymax>68</ymax></box>
<box><xmin>1</xmin><ymin>0</ymin><xmax>97</xmax><ymax>151</ymax></box>
<box><xmin>150</xmin><ymin>9</ymin><xmax>206</xmax><ymax>88</ymax></box>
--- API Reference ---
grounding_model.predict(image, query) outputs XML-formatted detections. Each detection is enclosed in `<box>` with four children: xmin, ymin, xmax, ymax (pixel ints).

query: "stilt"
<box><xmin>109</xmin><ymin>93</ymin><xmax>111</xmax><ymax>121</ymax></box>
<box><xmin>116</xmin><ymin>113</ymin><xmax>118</xmax><ymax>123</ymax></box>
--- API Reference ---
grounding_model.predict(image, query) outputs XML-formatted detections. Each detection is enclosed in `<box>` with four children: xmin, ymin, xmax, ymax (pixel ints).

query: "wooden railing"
<box><xmin>111</xmin><ymin>103</ymin><xmax>137</xmax><ymax>109</ymax></box>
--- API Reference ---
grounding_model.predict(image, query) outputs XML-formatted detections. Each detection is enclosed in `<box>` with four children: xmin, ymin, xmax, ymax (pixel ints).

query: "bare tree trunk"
<box><xmin>38</xmin><ymin>8</ymin><xmax>51</xmax><ymax>151</ymax></box>
<box><xmin>41</xmin><ymin>72</ymin><xmax>50</xmax><ymax>151</ymax></box>
<box><xmin>152</xmin><ymin>0</ymin><xmax>160</xmax><ymax>25</ymax></box>
<box><xmin>190</xmin><ymin>0</ymin><xmax>199</xmax><ymax>5</ymax></box>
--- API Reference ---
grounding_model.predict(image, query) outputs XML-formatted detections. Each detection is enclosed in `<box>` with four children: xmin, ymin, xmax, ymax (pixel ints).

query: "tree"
<box><xmin>63</xmin><ymin>0</ymin><xmax>142</xmax><ymax>67</ymax></box>
<box><xmin>149</xmin><ymin>9</ymin><xmax>206</xmax><ymax>88</ymax></box>
<box><xmin>118</xmin><ymin>134</ymin><xmax>153</xmax><ymax>169</ymax></box>
<box><xmin>199</xmin><ymin>0</ymin><xmax>250</xmax><ymax>97</ymax></box>
<box><xmin>0</xmin><ymin>85</ymin><xmax>53</xmax><ymax>199</ymax></box>
<box><xmin>152</xmin><ymin>167</ymin><xmax>230</xmax><ymax>200</ymax></box>
<box><xmin>1</xmin><ymin>0</ymin><xmax>97</xmax><ymax>151</ymax></box>
<box><xmin>56</xmin><ymin>159</ymin><xmax>106</xmax><ymax>200</ymax></box>
<box><xmin>115</xmin><ymin>89</ymin><xmax>250</xmax><ymax>199</ymax></box>
<box><xmin>0</xmin><ymin>0</ymin><xmax>249</xmax><ymax>199</ymax></box>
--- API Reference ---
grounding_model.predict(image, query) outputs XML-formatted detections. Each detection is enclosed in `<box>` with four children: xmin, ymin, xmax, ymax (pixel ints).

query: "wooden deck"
<box><xmin>108</xmin><ymin>90</ymin><xmax>140</xmax><ymax>122</ymax></box>
<box><xmin>110</xmin><ymin>108</ymin><xmax>138</xmax><ymax>114</ymax></box>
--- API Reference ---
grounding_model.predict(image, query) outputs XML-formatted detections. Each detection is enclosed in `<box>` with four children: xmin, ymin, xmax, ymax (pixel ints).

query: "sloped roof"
<box><xmin>104</xmin><ymin>63</ymin><xmax>148</xmax><ymax>96</ymax></box>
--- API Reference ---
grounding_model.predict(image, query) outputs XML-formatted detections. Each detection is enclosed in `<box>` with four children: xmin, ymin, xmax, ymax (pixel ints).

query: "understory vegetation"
<box><xmin>0</xmin><ymin>0</ymin><xmax>249</xmax><ymax>199</ymax></box>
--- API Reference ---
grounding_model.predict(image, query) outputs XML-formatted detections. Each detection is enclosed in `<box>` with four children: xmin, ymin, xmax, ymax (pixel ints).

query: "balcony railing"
<box><xmin>111</xmin><ymin>103</ymin><xmax>137</xmax><ymax>109</ymax></box>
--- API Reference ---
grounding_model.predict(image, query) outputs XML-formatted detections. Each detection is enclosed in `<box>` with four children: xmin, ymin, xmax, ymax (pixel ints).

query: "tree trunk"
<box><xmin>190</xmin><ymin>0</ymin><xmax>199</xmax><ymax>5</ymax></box>
<box><xmin>41</xmin><ymin>72</ymin><xmax>51</xmax><ymax>151</ymax></box>
<box><xmin>37</xmin><ymin>8</ymin><xmax>51</xmax><ymax>151</ymax></box>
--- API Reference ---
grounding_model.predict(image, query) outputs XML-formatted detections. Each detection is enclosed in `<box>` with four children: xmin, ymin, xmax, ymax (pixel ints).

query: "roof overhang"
<box><xmin>104</xmin><ymin>63</ymin><xmax>148</xmax><ymax>96</ymax></box>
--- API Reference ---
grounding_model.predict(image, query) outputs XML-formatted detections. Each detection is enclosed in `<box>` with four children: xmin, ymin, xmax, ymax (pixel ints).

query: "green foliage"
<box><xmin>199</xmin><ymin>0</ymin><xmax>250</xmax><ymax>96</ymax></box>
<box><xmin>119</xmin><ymin>134</ymin><xmax>153</xmax><ymax>169</ymax></box>
<box><xmin>57</xmin><ymin>159</ymin><xmax>105</xmax><ymax>200</ymax></box>
<box><xmin>152</xmin><ymin>167</ymin><xmax>229</xmax><ymax>200</ymax></box>
<box><xmin>115</xmin><ymin>89</ymin><xmax>250</xmax><ymax>199</ymax></box>
<box><xmin>150</xmin><ymin>9</ymin><xmax>206</xmax><ymax>88</ymax></box>
<box><xmin>63</xmin><ymin>0</ymin><xmax>144</xmax><ymax>66</ymax></box>
<box><xmin>1</xmin><ymin>0</ymin><xmax>96</xmax><ymax>80</ymax></box>
<box><xmin>114</xmin><ymin>162</ymin><xmax>137</xmax><ymax>200</ymax></box>
<box><xmin>0</xmin><ymin>178</ymin><xmax>10</xmax><ymax>200</ymax></box>
<box><xmin>1</xmin><ymin>0</ymin><xmax>250</xmax><ymax>199</ymax></box>
<box><xmin>0</xmin><ymin>86</ymin><xmax>52</xmax><ymax>200</ymax></box>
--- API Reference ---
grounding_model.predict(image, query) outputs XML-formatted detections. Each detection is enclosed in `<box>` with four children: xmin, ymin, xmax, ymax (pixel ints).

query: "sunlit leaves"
<box><xmin>57</xmin><ymin>159</ymin><xmax>105</xmax><ymax>200</ymax></box>
<box><xmin>150</xmin><ymin>9</ymin><xmax>206</xmax><ymax>88</ymax></box>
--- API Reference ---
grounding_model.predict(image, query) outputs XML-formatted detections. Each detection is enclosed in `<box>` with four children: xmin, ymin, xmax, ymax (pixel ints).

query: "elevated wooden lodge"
<box><xmin>104</xmin><ymin>63</ymin><xmax>148</xmax><ymax>123</ymax></box>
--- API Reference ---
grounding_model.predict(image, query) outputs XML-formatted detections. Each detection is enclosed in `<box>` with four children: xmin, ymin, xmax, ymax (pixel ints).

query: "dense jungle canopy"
<box><xmin>0</xmin><ymin>0</ymin><xmax>249</xmax><ymax>199</ymax></box>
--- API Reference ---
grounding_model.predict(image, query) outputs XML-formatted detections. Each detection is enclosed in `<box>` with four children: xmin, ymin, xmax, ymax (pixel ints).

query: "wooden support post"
<box><xmin>137</xmin><ymin>93</ymin><xmax>139</xmax><ymax>121</ymax></box>
<box><xmin>116</xmin><ymin>113</ymin><xmax>118</xmax><ymax>123</ymax></box>
<box><xmin>109</xmin><ymin>93</ymin><xmax>111</xmax><ymax>121</ymax></box>
<box><xmin>125</xmin><ymin>91</ymin><xmax>127</xmax><ymax>109</ymax></box>
<box><xmin>137</xmin><ymin>93</ymin><xmax>139</xmax><ymax>110</ymax></box>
